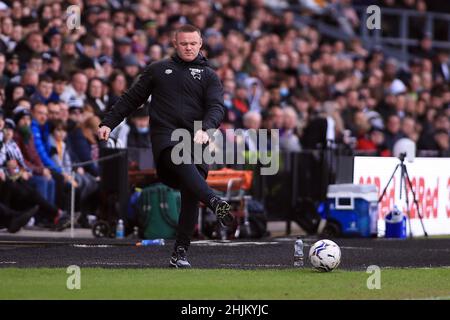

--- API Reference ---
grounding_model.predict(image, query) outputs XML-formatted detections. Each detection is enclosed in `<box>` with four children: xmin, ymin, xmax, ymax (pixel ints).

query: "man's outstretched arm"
<box><xmin>99</xmin><ymin>64</ymin><xmax>155</xmax><ymax>140</ymax></box>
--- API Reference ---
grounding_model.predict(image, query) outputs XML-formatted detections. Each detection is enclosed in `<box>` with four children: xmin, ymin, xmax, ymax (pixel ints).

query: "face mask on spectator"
<box><xmin>280</xmin><ymin>87</ymin><xmax>290</xmax><ymax>97</ymax></box>
<box><xmin>18</xmin><ymin>126</ymin><xmax>32</xmax><ymax>143</ymax></box>
<box><xmin>24</xmin><ymin>85</ymin><xmax>35</xmax><ymax>96</ymax></box>
<box><xmin>224</xmin><ymin>98</ymin><xmax>233</xmax><ymax>108</ymax></box>
<box><xmin>137</xmin><ymin>127</ymin><xmax>149</xmax><ymax>134</ymax></box>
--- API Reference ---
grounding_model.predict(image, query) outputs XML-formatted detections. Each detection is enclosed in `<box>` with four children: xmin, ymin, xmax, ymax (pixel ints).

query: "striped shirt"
<box><xmin>0</xmin><ymin>141</ymin><xmax>6</xmax><ymax>169</ymax></box>
<box><xmin>3</xmin><ymin>139</ymin><xmax>31</xmax><ymax>172</ymax></box>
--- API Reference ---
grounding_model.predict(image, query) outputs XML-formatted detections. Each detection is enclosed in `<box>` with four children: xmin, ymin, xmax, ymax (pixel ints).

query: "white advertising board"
<box><xmin>353</xmin><ymin>157</ymin><xmax>450</xmax><ymax>236</ymax></box>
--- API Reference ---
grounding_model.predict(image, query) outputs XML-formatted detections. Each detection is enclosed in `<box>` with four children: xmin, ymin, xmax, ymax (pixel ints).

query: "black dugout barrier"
<box><xmin>248</xmin><ymin>147</ymin><xmax>354</xmax><ymax>235</ymax></box>
<box><xmin>96</xmin><ymin>147</ymin><xmax>129</xmax><ymax>237</ymax></box>
<box><xmin>95</xmin><ymin>144</ymin><xmax>353</xmax><ymax>237</ymax></box>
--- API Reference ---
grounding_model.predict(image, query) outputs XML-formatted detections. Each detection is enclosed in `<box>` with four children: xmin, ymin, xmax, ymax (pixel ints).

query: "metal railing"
<box><xmin>354</xmin><ymin>5</ymin><xmax>450</xmax><ymax>60</ymax></box>
<box><xmin>293</xmin><ymin>4</ymin><xmax>450</xmax><ymax>61</ymax></box>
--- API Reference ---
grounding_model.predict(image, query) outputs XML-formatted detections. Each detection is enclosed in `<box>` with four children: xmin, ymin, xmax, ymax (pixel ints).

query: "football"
<box><xmin>309</xmin><ymin>239</ymin><xmax>341</xmax><ymax>272</ymax></box>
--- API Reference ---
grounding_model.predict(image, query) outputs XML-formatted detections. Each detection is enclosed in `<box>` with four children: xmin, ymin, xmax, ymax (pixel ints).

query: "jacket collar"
<box><xmin>171</xmin><ymin>53</ymin><xmax>207</xmax><ymax>66</ymax></box>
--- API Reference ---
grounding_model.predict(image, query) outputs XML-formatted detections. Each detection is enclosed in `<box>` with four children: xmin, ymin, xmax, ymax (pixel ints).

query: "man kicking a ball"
<box><xmin>98</xmin><ymin>24</ymin><xmax>234</xmax><ymax>268</ymax></box>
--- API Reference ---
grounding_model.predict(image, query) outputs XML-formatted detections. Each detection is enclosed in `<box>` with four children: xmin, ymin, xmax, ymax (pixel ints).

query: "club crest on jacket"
<box><xmin>189</xmin><ymin>68</ymin><xmax>203</xmax><ymax>80</ymax></box>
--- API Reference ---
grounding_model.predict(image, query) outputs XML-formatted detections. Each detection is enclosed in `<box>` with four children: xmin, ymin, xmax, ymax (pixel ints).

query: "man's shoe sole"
<box><xmin>55</xmin><ymin>212</ymin><xmax>82</xmax><ymax>231</ymax></box>
<box><xmin>169</xmin><ymin>259</ymin><xmax>191</xmax><ymax>268</ymax></box>
<box><xmin>216</xmin><ymin>202</ymin><xmax>234</xmax><ymax>227</ymax></box>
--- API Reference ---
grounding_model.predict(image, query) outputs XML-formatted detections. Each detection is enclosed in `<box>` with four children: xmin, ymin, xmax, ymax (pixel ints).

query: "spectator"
<box><xmin>19</xmin><ymin>69</ymin><xmax>39</xmax><ymax>97</ymax></box>
<box><xmin>432</xmin><ymin>129</ymin><xmax>450</xmax><ymax>157</ymax></box>
<box><xmin>47</xmin><ymin>120</ymin><xmax>78</xmax><ymax>187</ymax></box>
<box><xmin>51</xmin><ymin>73</ymin><xmax>68</xmax><ymax>101</ymax></box>
<box><xmin>412</xmin><ymin>32</ymin><xmax>435</xmax><ymax>59</ymax></box>
<box><xmin>356</xmin><ymin>126</ymin><xmax>391</xmax><ymax>157</ymax></box>
<box><xmin>122</xmin><ymin>54</ymin><xmax>141</xmax><ymax>87</ymax></box>
<box><xmin>0</xmin><ymin>17</ymin><xmax>15</xmax><ymax>53</ymax></box>
<box><xmin>48</xmin><ymin>119</ymin><xmax>99</xmax><ymax>227</ymax></box>
<box><xmin>242</xmin><ymin>111</ymin><xmax>262</xmax><ymax>152</ymax></box>
<box><xmin>230</xmin><ymin>83</ymin><xmax>249</xmax><ymax>128</ymax></box>
<box><xmin>66</xmin><ymin>104</ymin><xmax>99</xmax><ymax>178</ymax></box>
<box><xmin>0</xmin><ymin>53</ymin><xmax>7</xmax><ymax>86</ymax></box>
<box><xmin>86</xmin><ymin>77</ymin><xmax>108</xmax><ymax>118</ymax></box>
<box><xmin>384</xmin><ymin>113</ymin><xmax>405</xmax><ymax>151</ymax></box>
<box><xmin>14</xmin><ymin>31</ymin><xmax>44</xmax><ymax>66</ymax></box>
<box><xmin>47</xmin><ymin>101</ymin><xmax>61</xmax><ymax>122</ymax></box>
<box><xmin>58</xmin><ymin>101</ymin><xmax>69</xmax><ymax>123</ymax></box>
<box><xmin>418</xmin><ymin>111</ymin><xmax>450</xmax><ymax>150</ymax></box>
<box><xmin>3</xmin><ymin>53</ymin><xmax>20</xmax><ymax>81</ymax></box>
<box><xmin>127</xmin><ymin>105</ymin><xmax>152</xmax><ymax>149</ymax></box>
<box><xmin>12</xmin><ymin>107</ymin><xmax>56</xmax><ymax>206</ymax></box>
<box><xmin>80</xmin><ymin>115</ymin><xmax>101</xmax><ymax>165</ymax></box>
<box><xmin>60</xmin><ymin>71</ymin><xmax>88</xmax><ymax>104</ymax></box>
<box><xmin>30</xmin><ymin>103</ymin><xmax>62</xmax><ymax>174</ymax></box>
<box><xmin>30</xmin><ymin>74</ymin><xmax>57</xmax><ymax>105</ymax></box>
<box><xmin>60</xmin><ymin>37</ymin><xmax>79</xmax><ymax>77</ymax></box>
<box><xmin>127</xmin><ymin>105</ymin><xmax>155</xmax><ymax>170</ymax></box>
<box><xmin>280</xmin><ymin>107</ymin><xmax>301</xmax><ymax>152</ymax></box>
<box><xmin>107</xmin><ymin>71</ymin><xmax>127</xmax><ymax>110</ymax></box>
<box><xmin>268</xmin><ymin>106</ymin><xmax>284</xmax><ymax>130</ymax></box>
<box><xmin>433</xmin><ymin>49</ymin><xmax>450</xmax><ymax>84</ymax></box>
<box><xmin>2</xmin><ymin>118</ymin><xmax>32</xmax><ymax>180</ymax></box>
<box><xmin>401</xmin><ymin>116</ymin><xmax>419</xmax><ymax>143</ymax></box>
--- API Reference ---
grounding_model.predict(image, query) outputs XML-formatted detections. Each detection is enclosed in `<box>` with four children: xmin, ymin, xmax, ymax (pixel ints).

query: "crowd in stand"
<box><xmin>0</xmin><ymin>0</ymin><xmax>449</xmax><ymax>233</ymax></box>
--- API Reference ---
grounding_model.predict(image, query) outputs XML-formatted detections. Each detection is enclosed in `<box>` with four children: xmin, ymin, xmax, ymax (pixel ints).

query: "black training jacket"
<box><xmin>100</xmin><ymin>54</ymin><xmax>225</xmax><ymax>186</ymax></box>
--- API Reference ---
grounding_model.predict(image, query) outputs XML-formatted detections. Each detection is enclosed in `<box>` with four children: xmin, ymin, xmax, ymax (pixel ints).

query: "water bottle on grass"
<box><xmin>116</xmin><ymin>219</ymin><xmax>124</xmax><ymax>239</ymax></box>
<box><xmin>294</xmin><ymin>238</ymin><xmax>304</xmax><ymax>267</ymax></box>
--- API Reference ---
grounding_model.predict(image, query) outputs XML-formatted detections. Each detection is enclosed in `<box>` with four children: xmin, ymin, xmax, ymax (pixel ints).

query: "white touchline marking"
<box><xmin>220</xmin><ymin>263</ymin><xmax>285</xmax><ymax>268</ymax></box>
<box><xmin>82</xmin><ymin>262</ymin><xmax>145</xmax><ymax>266</ymax></box>
<box><xmin>0</xmin><ymin>261</ymin><xmax>17</xmax><ymax>264</ymax></box>
<box><xmin>72</xmin><ymin>244</ymin><xmax>114</xmax><ymax>248</ymax></box>
<box><xmin>192</xmin><ymin>240</ymin><xmax>279</xmax><ymax>246</ymax></box>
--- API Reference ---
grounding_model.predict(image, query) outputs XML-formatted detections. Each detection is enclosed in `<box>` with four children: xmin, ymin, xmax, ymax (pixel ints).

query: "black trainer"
<box><xmin>54</xmin><ymin>211</ymin><xmax>81</xmax><ymax>231</ymax></box>
<box><xmin>211</xmin><ymin>198</ymin><xmax>234</xmax><ymax>227</ymax></box>
<box><xmin>170</xmin><ymin>246</ymin><xmax>191</xmax><ymax>268</ymax></box>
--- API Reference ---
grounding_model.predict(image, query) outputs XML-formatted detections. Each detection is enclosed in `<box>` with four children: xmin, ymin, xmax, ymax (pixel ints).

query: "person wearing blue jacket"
<box><xmin>65</xmin><ymin>104</ymin><xmax>99</xmax><ymax>177</ymax></box>
<box><xmin>30</xmin><ymin>103</ymin><xmax>62</xmax><ymax>174</ymax></box>
<box><xmin>31</xmin><ymin>102</ymin><xmax>74</xmax><ymax>211</ymax></box>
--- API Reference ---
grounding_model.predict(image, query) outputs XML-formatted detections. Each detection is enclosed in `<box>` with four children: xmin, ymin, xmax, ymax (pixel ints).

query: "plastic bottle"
<box><xmin>116</xmin><ymin>219</ymin><xmax>124</xmax><ymax>239</ymax></box>
<box><xmin>294</xmin><ymin>238</ymin><xmax>304</xmax><ymax>267</ymax></box>
<box><xmin>136</xmin><ymin>239</ymin><xmax>165</xmax><ymax>246</ymax></box>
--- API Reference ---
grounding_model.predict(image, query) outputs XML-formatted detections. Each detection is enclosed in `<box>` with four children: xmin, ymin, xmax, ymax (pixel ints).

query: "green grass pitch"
<box><xmin>1</xmin><ymin>267</ymin><xmax>449</xmax><ymax>300</ymax></box>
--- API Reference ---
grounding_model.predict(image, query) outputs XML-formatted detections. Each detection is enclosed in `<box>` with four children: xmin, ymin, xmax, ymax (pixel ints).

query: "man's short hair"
<box><xmin>39</xmin><ymin>74</ymin><xmax>53</xmax><ymax>84</ymax></box>
<box><xmin>174</xmin><ymin>24</ymin><xmax>201</xmax><ymax>38</ymax></box>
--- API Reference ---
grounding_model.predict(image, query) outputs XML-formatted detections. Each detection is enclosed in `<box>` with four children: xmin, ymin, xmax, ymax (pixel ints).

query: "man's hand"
<box><xmin>21</xmin><ymin>171</ymin><xmax>32</xmax><ymax>181</ymax></box>
<box><xmin>43</xmin><ymin>168</ymin><xmax>52</xmax><ymax>180</ymax></box>
<box><xmin>98</xmin><ymin>126</ymin><xmax>111</xmax><ymax>141</ymax></box>
<box><xmin>63</xmin><ymin>173</ymin><xmax>79</xmax><ymax>188</ymax></box>
<box><xmin>193</xmin><ymin>130</ymin><xmax>209</xmax><ymax>144</ymax></box>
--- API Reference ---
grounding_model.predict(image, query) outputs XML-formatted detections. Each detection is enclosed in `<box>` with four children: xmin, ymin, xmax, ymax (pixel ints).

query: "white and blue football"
<box><xmin>309</xmin><ymin>239</ymin><xmax>341</xmax><ymax>272</ymax></box>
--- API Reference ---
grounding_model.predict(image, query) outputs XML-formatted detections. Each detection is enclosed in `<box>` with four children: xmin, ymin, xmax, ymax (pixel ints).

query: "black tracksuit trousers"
<box><xmin>159</xmin><ymin>148</ymin><xmax>217</xmax><ymax>250</ymax></box>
